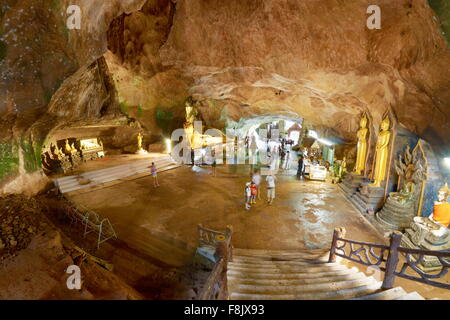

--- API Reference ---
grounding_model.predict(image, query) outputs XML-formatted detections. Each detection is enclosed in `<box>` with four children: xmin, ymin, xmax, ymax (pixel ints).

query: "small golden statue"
<box><xmin>369</xmin><ymin>116</ymin><xmax>391</xmax><ymax>187</ymax></box>
<box><xmin>65</xmin><ymin>139</ymin><xmax>72</xmax><ymax>154</ymax></box>
<box><xmin>137</xmin><ymin>133</ymin><xmax>143</xmax><ymax>151</ymax></box>
<box><xmin>353</xmin><ymin>114</ymin><xmax>368</xmax><ymax>175</ymax></box>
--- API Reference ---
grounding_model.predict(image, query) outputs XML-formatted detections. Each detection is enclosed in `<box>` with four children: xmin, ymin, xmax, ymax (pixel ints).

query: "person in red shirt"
<box><xmin>250</xmin><ymin>182</ymin><xmax>258</xmax><ymax>204</ymax></box>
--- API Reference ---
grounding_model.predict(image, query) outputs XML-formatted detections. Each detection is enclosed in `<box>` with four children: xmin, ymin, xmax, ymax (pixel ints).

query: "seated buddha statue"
<box><xmin>410</xmin><ymin>183</ymin><xmax>450</xmax><ymax>247</ymax></box>
<box><xmin>390</xmin><ymin>180</ymin><xmax>416</xmax><ymax>204</ymax></box>
<box><xmin>429</xmin><ymin>183</ymin><xmax>450</xmax><ymax>228</ymax></box>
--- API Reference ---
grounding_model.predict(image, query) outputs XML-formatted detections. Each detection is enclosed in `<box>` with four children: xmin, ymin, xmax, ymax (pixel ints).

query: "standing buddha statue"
<box><xmin>369</xmin><ymin>116</ymin><xmax>391</xmax><ymax>187</ymax></box>
<box><xmin>137</xmin><ymin>133</ymin><xmax>143</xmax><ymax>151</ymax></box>
<box><xmin>353</xmin><ymin>115</ymin><xmax>368</xmax><ymax>175</ymax></box>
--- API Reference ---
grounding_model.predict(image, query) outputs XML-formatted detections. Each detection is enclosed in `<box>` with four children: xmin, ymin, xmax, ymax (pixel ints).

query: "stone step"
<box><xmin>55</xmin><ymin>156</ymin><xmax>172</xmax><ymax>184</ymax></box>
<box><xmin>232</xmin><ymin>255</ymin><xmax>327</xmax><ymax>264</ymax></box>
<box><xmin>350</xmin><ymin>287</ymin><xmax>407</xmax><ymax>300</ymax></box>
<box><xmin>228</xmin><ymin>263</ymin><xmax>348</xmax><ymax>274</ymax></box>
<box><xmin>227</xmin><ymin>267</ymin><xmax>360</xmax><ymax>280</ymax></box>
<box><xmin>233</xmin><ymin>248</ymin><xmax>328</xmax><ymax>260</ymax></box>
<box><xmin>54</xmin><ymin>156</ymin><xmax>177</xmax><ymax>193</ymax></box>
<box><xmin>234</xmin><ymin>248</ymin><xmax>328</xmax><ymax>255</ymax></box>
<box><xmin>230</xmin><ymin>258</ymin><xmax>327</xmax><ymax>266</ymax></box>
<box><xmin>378</xmin><ymin>208</ymin><xmax>414</xmax><ymax>220</ymax></box>
<box><xmin>383</xmin><ymin>200</ymin><xmax>414</xmax><ymax>211</ymax></box>
<box><xmin>349</xmin><ymin>194</ymin><xmax>368</xmax><ymax>213</ymax></box>
<box><xmin>230</xmin><ymin>280</ymin><xmax>381</xmax><ymax>300</ymax></box>
<box><xmin>228</xmin><ymin>261</ymin><xmax>336</xmax><ymax>271</ymax></box>
<box><xmin>394</xmin><ymin>292</ymin><xmax>425</xmax><ymax>300</ymax></box>
<box><xmin>376</xmin><ymin>212</ymin><xmax>413</xmax><ymax>230</ymax></box>
<box><xmin>57</xmin><ymin>160</ymin><xmax>173</xmax><ymax>190</ymax></box>
<box><xmin>230</xmin><ymin>276</ymin><xmax>378</xmax><ymax>295</ymax></box>
<box><xmin>228</xmin><ymin>272</ymin><xmax>366</xmax><ymax>287</ymax></box>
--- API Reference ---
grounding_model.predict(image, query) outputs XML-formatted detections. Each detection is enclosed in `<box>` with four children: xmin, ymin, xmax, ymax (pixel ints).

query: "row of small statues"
<box><xmin>42</xmin><ymin>139</ymin><xmax>104</xmax><ymax>174</ymax></box>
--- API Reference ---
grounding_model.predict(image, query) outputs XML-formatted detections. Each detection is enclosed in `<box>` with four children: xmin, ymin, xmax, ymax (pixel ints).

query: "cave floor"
<box><xmin>68</xmin><ymin>164</ymin><xmax>386</xmax><ymax>266</ymax></box>
<box><xmin>49</xmin><ymin>153</ymin><xmax>167</xmax><ymax>178</ymax></box>
<box><xmin>66</xmin><ymin>163</ymin><xmax>450</xmax><ymax>299</ymax></box>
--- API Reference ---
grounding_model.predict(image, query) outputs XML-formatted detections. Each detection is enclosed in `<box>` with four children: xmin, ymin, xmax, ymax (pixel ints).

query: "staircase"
<box><xmin>53</xmin><ymin>154</ymin><xmax>179</xmax><ymax>194</ymax></box>
<box><xmin>227</xmin><ymin>248</ymin><xmax>425</xmax><ymax>300</ymax></box>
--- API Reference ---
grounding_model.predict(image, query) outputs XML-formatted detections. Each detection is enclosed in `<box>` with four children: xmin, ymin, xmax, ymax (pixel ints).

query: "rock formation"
<box><xmin>0</xmin><ymin>0</ymin><xmax>449</xmax><ymax>195</ymax></box>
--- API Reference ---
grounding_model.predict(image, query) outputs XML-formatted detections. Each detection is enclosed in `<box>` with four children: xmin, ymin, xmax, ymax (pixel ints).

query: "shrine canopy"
<box><xmin>287</xmin><ymin>123</ymin><xmax>302</xmax><ymax>135</ymax></box>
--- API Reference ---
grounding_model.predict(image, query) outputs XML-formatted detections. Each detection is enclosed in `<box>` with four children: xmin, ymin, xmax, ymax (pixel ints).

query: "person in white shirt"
<box><xmin>252</xmin><ymin>170</ymin><xmax>262</xmax><ymax>200</ymax></box>
<box><xmin>266</xmin><ymin>174</ymin><xmax>276</xmax><ymax>204</ymax></box>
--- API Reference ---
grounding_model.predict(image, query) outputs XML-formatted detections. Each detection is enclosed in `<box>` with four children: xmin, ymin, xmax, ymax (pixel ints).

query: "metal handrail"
<box><xmin>329</xmin><ymin>227</ymin><xmax>450</xmax><ymax>290</ymax></box>
<box><xmin>197</xmin><ymin>225</ymin><xmax>233</xmax><ymax>300</ymax></box>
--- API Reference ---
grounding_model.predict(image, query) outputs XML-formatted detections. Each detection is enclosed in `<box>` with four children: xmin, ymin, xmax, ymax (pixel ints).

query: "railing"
<box><xmin>329</xmin><ymin>227</ymin><xmax>450</xmax><ymax>290</ymax></box>
<box><xmin>63</xmin><ymin>197</ymin><xmax>118</xmax><ymax>249</ymax></box>
<box><xmin>197</xmin><ymin>224</ymin><xmax>233</xmax><ymax>300</ymax></box>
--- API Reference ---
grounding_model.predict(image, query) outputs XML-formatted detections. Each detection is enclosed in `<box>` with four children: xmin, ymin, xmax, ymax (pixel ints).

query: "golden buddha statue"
<box><xmin>70</xmin><ymin>143</ymin><xmax>78</xmax><ymax>155</ymax></box>
<box><xmin>338</xmin><ymin>157</ymin><xmax>347</xmax><ymax>178</ymax></box>
<box><xmin>353</xmin><ymin>115</ymin><xmax>368</xmax><ymax>175</ymax></box>
<box><xmin>65</xmin><ymin>139</ymin><xmax>72</xmax><ymax>154</ymax></box>
<box><xmin>390</xmin><ymin>164</ymin><xmax>416</xmax><ymax>204</ymax></box>
<box><xmin>137</xmin><ymin>133</ymin><xmax>143</xmax><ymax>151</ymax></box>
<box><xmin>369</xmin><ymin>116</ymin><xmax>391</xmax><ymax>187</ymax></box>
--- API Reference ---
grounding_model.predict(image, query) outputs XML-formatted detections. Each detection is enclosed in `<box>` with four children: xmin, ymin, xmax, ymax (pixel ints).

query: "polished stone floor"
<box><xmin>68</xmin><ymin>163</ymin><xmax>450</xmax><ymax>299</ymax></box>
<box><xmin>69</xmin><ymin>164</ymin><xmax>385</xmax><ymax>265</ymax></box>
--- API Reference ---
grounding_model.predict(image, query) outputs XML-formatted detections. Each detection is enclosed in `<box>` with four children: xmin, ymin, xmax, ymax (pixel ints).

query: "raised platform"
<box><xmin>348</xmin><ymin>183</ymin><xmax>385</xmax><ymax>214</ymax></box>
<box><xmin>53</xmin><ymin>154</ymin><xmax>179</xmax><ymax>194</ymax></box>
<box><xmin>338</xmin><ymin>174</ymin><xmax>367</xmax><ymax>199</ymax></box>
<box><xmin>401</xmin><ymin>235</ymin><xmax>450</xmax><ymax>272</ymax></box>
<box><xmin>376</xmin><ymin>197</ymin><xmax>415</xmax><ymax>231</ymax></box>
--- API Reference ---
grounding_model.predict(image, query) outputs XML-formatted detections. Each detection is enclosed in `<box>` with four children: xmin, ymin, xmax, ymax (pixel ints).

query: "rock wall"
<box><xmin>104</xmin><ymin>0</ymin><xmax>449</xmax><ymax>153</ymax></box>
<box><xmin>0</xmin><ymin>0</ymin><xmax>148</xmax><ymax>195</ymax></box>
<box><xmin>0</xmin><ymin>0</ymin><xmax>449</xmax><ymax>195</ymax></box>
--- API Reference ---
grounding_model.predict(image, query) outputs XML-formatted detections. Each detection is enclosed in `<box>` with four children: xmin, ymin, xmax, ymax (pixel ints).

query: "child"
<box><xmin>245</xmin><ymin>182</ymin><xmax>252</xmax><ymax>210</ymax></box>
<box><xmin>250</xmin><ymin>181</ymin><xmax>257</xmax><ymax>204</ymax></box>
<box><xmin>150</xmin><ymin>162</ymin><xmax>160</xmax><ymax>187</ymax></box>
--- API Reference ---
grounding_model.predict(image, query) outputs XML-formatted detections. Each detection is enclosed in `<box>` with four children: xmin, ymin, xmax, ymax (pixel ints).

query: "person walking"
<box><xmin>150</xmin><ymin>162</ymin><xmax>160</xmax><ymax>187</ymax></box>
<box><xmin>245</xmin><ymin>182</ymin><xmax>252</xmax><ymax>210</ymax></box>
<box><xmin>252</xmin><ymin>170</ymin><xmax>262</xmax><ymax>200</ymax></box>
<box><xmin>266</xmin><ymin>173</ymin><xmax>276</xmax><ymax>204</ymax></box>
<box><xmin>284</xmin><ymin>150</ymin><xmax>291</xmax><ymax>170</ymax></box>
<box><xmin>211</xmin><ymin>156</ymin><xmax>217</xmax><ymax>176</ymax></box>
<box><xmin>297</xmin><ymin>155</ymin><xmax>304</xmax><ymax>180</ymax></box>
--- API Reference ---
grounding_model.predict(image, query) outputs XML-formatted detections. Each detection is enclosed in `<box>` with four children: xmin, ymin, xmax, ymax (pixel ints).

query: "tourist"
<box><xmin>150</xmin><ymin>162</ymin><xmax>160</xmax><ymax>187</ymax></box>
<box><xmin>211</xmin><ymin>156</ymin><xmax>217</xmax><ymax>176</ymax></box>
<box><xmin>252</xmin><ymin>170</ymin><xmax>262</xmax><ymax>200</ymax></box>
<box><xmin>250</xmin><ymin>181</ymin><xmax>257</xmax><ymax>204</ymax></box>
<box><xmin>280</xmin><ymin>148</ymin><xmax>286</xmax><ymax>169</ymax></box>
<box><xmin>190</xmin><ymin>148</ymin><xmax>195</xmax><ymax>166</ymax></box>
<box><xmin>266</xmin><ymin>173</ymin><xmax>276</xmax><ymax>204</ymax></box>
<box><xmin>284</xmin><ymin>150</ymin><xmax>291</xmax><ymax>170</ymax></box>
<box><xmin>297</xmin><ymin>156</ymin><xmax>304</xmax><ymax>180</ymax></box>
<box><xmin>245</xmin><ymin>182</ymin><xmax>252</xmax><ymax>210</ymax></box>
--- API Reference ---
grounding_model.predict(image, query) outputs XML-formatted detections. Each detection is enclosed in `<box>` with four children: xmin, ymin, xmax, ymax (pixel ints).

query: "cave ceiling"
<box><xmin>0</xmin><ymin>0</ymin><xmax>449</xmax><ymax>154</ymax></box>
